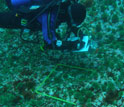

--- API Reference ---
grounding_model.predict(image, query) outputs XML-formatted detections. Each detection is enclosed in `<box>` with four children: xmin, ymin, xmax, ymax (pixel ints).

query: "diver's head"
<box><xmin>68</xmin><ymin>3</ymin><xmax>86</xmax><ymax>27</ymax></box>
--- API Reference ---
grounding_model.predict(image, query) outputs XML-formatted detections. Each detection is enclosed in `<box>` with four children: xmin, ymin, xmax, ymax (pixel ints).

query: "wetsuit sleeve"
<box><xmin>0</xmin><ymin>12</ymin><xmax>21</xmax><ymax>29</ymax></box>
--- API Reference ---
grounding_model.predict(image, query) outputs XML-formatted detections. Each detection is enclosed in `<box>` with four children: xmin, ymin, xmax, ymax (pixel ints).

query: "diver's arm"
<box><xmin>0</xmin><ymin>12</ymin><xmax>21</xmax><ymax>29</ymax></box>
<box><xmin>45</xmin><ymin>39</ymin><xmax>85</xmax><ymax>51</ymax></box>
<box><xmin>0</xmin><ymin>11</ymin><xmax>40</xmax><ymax>30</ymax></box>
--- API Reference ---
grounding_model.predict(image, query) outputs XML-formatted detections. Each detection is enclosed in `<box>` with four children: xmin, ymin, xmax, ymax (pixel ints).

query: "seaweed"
<box><xmin>112</xmin><ymin>14</ymin><xmax>119</xmax><ymax>23</ymax></box>
<box><xmin>101</xmin><ymin>13</ymin><xmax>109</xmax><ymax>22</ymax></box>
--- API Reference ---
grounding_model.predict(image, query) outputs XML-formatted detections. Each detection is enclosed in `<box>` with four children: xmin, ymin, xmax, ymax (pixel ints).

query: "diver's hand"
<box><xmin>65</xmin><ymin>35</ymin><xmax>85</xmax><ymax>50</ymax></box>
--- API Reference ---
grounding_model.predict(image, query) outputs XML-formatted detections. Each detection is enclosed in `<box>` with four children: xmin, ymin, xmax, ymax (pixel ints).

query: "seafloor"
<box><xmin>0</xmin><ymin>0</ymin><xmax>124</xmax><ymax>107</ymax></box>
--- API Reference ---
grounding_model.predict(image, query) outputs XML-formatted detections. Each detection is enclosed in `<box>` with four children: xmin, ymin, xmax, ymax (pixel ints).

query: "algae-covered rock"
<box><xmin>112</xmin><ymin>14</ymin><xmax>119</xmax><ymax>23</ymax></box>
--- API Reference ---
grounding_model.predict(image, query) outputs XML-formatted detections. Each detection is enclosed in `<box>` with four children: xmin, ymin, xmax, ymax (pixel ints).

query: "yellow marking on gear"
<box><xmin>15</xmin><ymin>13</ymin><xmax>18</xmax><ymax>17</ymax></box>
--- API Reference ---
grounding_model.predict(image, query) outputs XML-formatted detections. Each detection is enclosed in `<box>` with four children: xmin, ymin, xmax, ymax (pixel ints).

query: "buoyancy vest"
<box><xmin>6</xmin><ymin>0</ymin><xmax>61</xmax><ymax>13</ymax></box>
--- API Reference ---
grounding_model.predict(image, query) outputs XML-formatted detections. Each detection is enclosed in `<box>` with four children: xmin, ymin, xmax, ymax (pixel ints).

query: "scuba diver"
<box><xmin>0</xmin><ymin>0</ymin><xmax>89</xmax><ymax>52</ymax></box>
